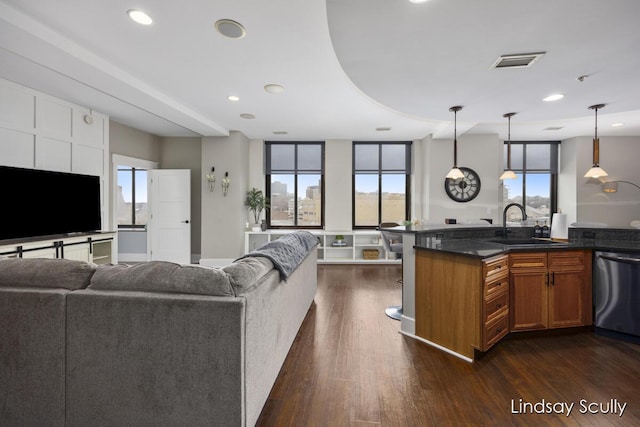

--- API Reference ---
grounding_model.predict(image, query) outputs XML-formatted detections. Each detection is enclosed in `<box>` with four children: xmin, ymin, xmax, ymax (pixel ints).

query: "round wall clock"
<box><xmin>444</xmin><ymin>167</ymin><xmax>481</xmax><ymax>202</ymax></box>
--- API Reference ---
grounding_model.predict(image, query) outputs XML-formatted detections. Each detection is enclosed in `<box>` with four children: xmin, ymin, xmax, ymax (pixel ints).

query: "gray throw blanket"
<box><xmin>236</xmin><ymin>231</ymin><xmax>318</xmax><ymax>280</ymax></box>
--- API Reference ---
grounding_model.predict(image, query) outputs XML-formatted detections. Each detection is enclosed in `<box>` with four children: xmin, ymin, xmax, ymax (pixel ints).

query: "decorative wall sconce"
<box><xmin>222</xmin><ymin>172</ymin><xmax>230</xmax><ymax>196</ymax></box>
<box><xmin>206</xmin><ymin>167</ymin><xmax>216</xmax><ymax>191</ymax></box>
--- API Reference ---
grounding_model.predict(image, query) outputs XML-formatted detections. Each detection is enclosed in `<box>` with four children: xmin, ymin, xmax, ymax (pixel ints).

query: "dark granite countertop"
<box><xmin>379</xmin><ymin>224</ymin><xmax>640</xmax><ymax>259</ymax></box>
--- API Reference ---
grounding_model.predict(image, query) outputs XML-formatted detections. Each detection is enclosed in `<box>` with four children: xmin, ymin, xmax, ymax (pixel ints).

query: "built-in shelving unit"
<box><xmin>245</xmin><ymin>230</ymin><xmax>400</xmax><ymax>264</ymax></box>
<box><xmin>0</xmin><ymin>232</ymin><xmax>116</xmax><ymax>265</ymax></box>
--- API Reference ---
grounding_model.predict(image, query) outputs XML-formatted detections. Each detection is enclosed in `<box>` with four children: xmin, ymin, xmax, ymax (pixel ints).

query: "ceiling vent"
<box><xmin>490</xmin><ymin>52</ymin><xmax>545</xmax><ymax>69</ymax></box>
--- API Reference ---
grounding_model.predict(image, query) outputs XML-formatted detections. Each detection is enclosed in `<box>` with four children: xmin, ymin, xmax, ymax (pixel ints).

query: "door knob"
<box><xmin>181</xmin><ymin>220</ymin><xmax>190</xmax><ymax>224</ymax></box>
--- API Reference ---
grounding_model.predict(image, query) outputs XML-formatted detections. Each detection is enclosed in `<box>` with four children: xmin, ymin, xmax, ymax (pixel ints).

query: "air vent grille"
<box><xmin>491</xmin><ymin>52</ymin><xmax>545</xmax><ymax>69</ymax></box>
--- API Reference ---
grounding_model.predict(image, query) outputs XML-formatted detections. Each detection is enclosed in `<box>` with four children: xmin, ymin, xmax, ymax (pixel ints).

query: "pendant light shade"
<box><xmin>584</xmin><ymin>104</ymin><xmax>608</xmax><ymax>178</ymax></box>
<box><xmin>446</xmin><ymin>106</ymin><xmax>464</xmax><ymax>179</ymax></box>
<box><xmin>500</xmin><ymin>112</ymin><xmax>518</xmax><ymax>180</ymax></box>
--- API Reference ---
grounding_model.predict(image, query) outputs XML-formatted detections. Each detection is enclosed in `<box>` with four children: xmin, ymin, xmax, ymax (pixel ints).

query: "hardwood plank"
<box><xmin>257</xmin><ymin>264</ymin><xmax>640</xmax><ymax>426</ymax></box>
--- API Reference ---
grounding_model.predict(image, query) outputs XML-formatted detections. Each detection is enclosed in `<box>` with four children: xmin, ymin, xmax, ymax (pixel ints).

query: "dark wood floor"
<box><xmin>256</xmin><ymin>264</ymin><xmax>640</xmax><ymax>426</ymax></box>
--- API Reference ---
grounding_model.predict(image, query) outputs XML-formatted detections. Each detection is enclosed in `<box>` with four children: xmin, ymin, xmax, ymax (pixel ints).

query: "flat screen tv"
<box><xmin>0</xmin><ymin>165</ymin><xmax>102</xmax><ymax>240</ymax></box>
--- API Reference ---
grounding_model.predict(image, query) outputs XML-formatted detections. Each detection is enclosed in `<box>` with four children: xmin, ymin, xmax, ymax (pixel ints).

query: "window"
<box><xmin>116</xmin><ymin>166</ymin><xmax>148</xmax><ymax>228</ymax></box>
<box><xmin>265</xmin><ymin>142</ymin><xmax>324</xmax><ymax>228</ymax></box>
<box><xmin>502</xmin><ymin>141</ymin><xmax>559</xmax><ymax>223</ymax></box>
<box><xmin>353</xmin><ymin>142</ymin><xmax>411</xmax><ymax>228</ymax></box>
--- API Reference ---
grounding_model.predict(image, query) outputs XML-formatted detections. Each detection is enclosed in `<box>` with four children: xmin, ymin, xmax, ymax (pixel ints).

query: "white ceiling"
<box><xmin>1</xmin><ymin>0</ymin><xmax>639</xmax><ymax>141</ymax></box>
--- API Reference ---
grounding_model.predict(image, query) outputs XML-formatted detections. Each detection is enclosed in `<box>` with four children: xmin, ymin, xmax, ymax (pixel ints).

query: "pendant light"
<box><xmin>584</xmin><ymin>104</ymin><xmax>608</xmax><ymax>178</ymax></box>
<box><xmin>500</xmin><ymin>112</ymin><xmax>517</xmax><ymax>180</ymax></box>
<box><xmin>446</xmin><ymin>106</ymin><xmax>464</xmax><ymax>179</ymax></box>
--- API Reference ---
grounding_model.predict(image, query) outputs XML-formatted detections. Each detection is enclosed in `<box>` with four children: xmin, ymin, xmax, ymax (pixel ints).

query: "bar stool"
<box><xmin>379</xmin><ymin>222</ymin><xmax>403</xmax><ymax>320</ymax></box>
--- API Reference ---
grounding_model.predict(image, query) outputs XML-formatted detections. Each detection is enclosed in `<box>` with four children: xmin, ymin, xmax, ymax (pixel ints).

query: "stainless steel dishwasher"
<box><xmin>594</xmin><ymin>251</ymin><xmax>640</xmax><ymax>341</ymax></box>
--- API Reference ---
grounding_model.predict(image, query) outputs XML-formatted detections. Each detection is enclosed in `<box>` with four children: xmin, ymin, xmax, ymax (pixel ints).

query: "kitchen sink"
<box><xmin>488</xmin><ymin>238</ymin><xmax>566</xmax><ymax>246</ymax></box>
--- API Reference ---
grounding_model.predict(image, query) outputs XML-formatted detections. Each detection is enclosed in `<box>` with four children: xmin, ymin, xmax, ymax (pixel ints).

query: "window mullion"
<box><xmin>131</xmin><ymin>168</ymin><xmax>136</xmax><ymax>225</ymax></box>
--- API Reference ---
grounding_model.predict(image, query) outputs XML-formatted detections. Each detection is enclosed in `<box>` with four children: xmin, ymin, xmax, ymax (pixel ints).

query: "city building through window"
<box><xmin>265</xmin><ymin>142</ymin><xmax>324</xmax><ymax>228</ymax></box>
<box><xmin>353</xmin><ymin>142</ymin><xmax>411</xmax><ymax>228</ymax></box>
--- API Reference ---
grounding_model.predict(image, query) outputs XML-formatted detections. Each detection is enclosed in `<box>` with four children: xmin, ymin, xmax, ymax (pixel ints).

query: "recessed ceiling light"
<box><xmin>264</xmin><ymin>84</ymin><xmax>284</xmax><ymax>94</ymax></box>
<box><xmin>409</xmin><ymin>0</ymin><xmax>430</xmax><ymax>3</ymax></box>
<box><xmin>611</xmin><ymin>122</ymin><xmax>625</xmax><ymax>127</ymax></box>
<box><xmin>215</xmin><ymin>19</ymin><xmax>246</xmax><ymax>39</ymax></box>
<box><xmin>273</xmin><ymin>131</ymin><xmax>288</xmax><ymax>135</ymax></box>
<box><xmin>127</xmin><ymin>9</ymin><xmax>153</xmax><ymax>25</ymax></box>
<box><xmin>376</xmin><ymin>127</ymin><xmax>392</xmax><ymax>131</ymax></box>
<box><xmin>543</xmin><ymin>93</ymin><xmax>564</xmax><ymax>102</ymax></box>
<box><xmin>227</xmin><ymin>95</ymin><xmax>240</xmax><ymax>101</ymax></box>
<box><xmin>544</xmin><ymin>126</ymin><xmax>563</xmax><ymax>131</ymax></box>
<box><xmin>240</xmin><ymin>113</ymin><xmax>255</xmax><ymax>119</ymax></box>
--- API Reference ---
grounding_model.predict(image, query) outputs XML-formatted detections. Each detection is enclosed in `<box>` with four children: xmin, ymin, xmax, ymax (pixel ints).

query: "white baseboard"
<box><xmin>117</xmin><ymin>253</ymin><xmax>147</xmax><ymax>263</ymax></box>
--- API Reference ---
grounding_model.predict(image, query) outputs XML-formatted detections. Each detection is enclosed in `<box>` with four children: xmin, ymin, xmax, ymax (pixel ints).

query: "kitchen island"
<box><xmin>380</xmin><ymin>224</ymin><xmax>640</xmax><ymax>362</ymax></box>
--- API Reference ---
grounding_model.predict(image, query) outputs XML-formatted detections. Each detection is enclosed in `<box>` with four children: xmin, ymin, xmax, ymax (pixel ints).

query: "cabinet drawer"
<box><xmin>483</xmin><ymin>255</ymin><xmax>508</xmax><ymax>281</ymax></box>
<box><xmin>548</xmin><ymin>250</ymin><xmax>585</xmax><ymax>270</ymax></box>
<box><xmin>484</xmin><ymin>314</ymin><xmax>509</xmax><ymax>350</ymax></box>
<box><xmin>484</xmin><ymin>274</ymin><xmax>509</xmax><ymax>300</ymax></box>
<box><xmin>510</xmin><ymin>252</ymin><xmax>547</xmax><ymax>269</ymax></box>
<box><xmin>484</xmin><ymin>292</ymin><xmax>509</xmax><ymax>322</ymax></box>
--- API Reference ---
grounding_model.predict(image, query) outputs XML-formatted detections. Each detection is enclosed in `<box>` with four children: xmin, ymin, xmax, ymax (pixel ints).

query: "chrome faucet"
<box><xmin>502</xmin><ymin>203</ymin><xmax>527</xmax><ymax>237</ymax></box>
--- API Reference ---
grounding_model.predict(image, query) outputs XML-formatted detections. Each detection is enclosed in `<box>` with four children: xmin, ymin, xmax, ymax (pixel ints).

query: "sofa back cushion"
<box><xmin>89</xmin><ymin>261</ymin><xmax>234</xmax><ymax>296</ymax></box>
<box><xmin>222</xmin><ymin>257</ymin><xmax>274</xmax><ymax>294</ymax></box>
<box><xmin>0</xmin><ymin>258</ymin><xmax>96</xmax><ymax>290</ymax></box>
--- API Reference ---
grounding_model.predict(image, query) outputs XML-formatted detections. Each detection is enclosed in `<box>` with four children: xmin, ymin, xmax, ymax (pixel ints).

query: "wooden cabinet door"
<box><xmin>548</xmin><ymin>269</ymin><xmax>584</xmax><ymax>328</ymax></box>
<box><xmin>548</xmin><ymin>251</ymin><xmax>589</xmax><ymax>328</ymax></box>
<box><xmin>510</xmin><ymin>270</ymin><xmax>548</xmax><ymax>331</ymax></box>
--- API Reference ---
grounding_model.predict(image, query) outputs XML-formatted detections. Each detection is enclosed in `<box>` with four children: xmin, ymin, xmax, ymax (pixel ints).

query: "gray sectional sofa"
<box><xmin>0</xmin><ymin>231</ymin><xmax>318</xmax><ymax>427</ymax></box>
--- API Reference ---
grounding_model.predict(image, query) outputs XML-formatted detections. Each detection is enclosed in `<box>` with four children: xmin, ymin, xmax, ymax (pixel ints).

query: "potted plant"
<box><xmin>245</xmin><ymin>187</ymin><xmax>268</xmax><ymax>231</ymax></box>
<box><xmin>334</xmin><ymin>235</ymin><xmax>345</xmax><ymax>245</ymax></box>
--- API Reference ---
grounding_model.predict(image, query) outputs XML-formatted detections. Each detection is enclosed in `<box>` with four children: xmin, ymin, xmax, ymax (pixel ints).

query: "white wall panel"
<box><xmin>0</xmin><ymin>81</ymin><xmax>34</xmax><ymax>130</ymax></box>
<box><xmin>73</xmin><ymin>108</ymin><xmax>105</xmax><ymax>146</ymax></box>
<box><xmin>36</xmin><ymin>97</ymin><xmax>72</xmax><ymax>140</ymax></box>
<box><xmin>72</xmin><ymin>143</ymin><xmax>103</xmax><ymax>176</ymax></box>
<box><xmin>0</xmin><ymin>128</ymin><xmax>35</xmax><ymax>168</ymax></box>
<box><xmin>35</xmin><ymin>136</ymin><xmax>72</xmax><ymax>172</ymax></box>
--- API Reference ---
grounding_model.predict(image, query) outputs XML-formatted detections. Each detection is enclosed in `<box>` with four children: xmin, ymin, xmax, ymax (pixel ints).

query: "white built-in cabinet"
<box><xmin>0</xmin><ymin>232</ymin><xmax>115</xmax><ymax>265</ymax></box>
<box><xmin>245</xmin><ymin>230</ymin><xmax>401</xmax><ymax>264</ymax></box>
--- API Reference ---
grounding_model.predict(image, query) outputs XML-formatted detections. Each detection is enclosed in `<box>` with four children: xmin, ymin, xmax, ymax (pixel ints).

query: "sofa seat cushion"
<box><xmin>89</xmin><ymin>261</ymin><xmax>234</xmax><ymax>296</ymax></box>
<box><xmin>222</xmin><ymin>257</ymin><xmax>274</xmax><ymax>294</ymax></box>
<box><xmin>0</xmin><ymin>258</ymin><xmax>96</xmax><ymax>290</ymax></box>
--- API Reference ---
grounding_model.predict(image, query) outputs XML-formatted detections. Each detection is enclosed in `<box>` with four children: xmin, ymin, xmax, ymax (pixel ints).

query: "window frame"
<box><xmin>352</xmin><ymin>141</ymin><xmax>412</xmax><ymax>229</ymax></box>
<box><xmin>116</xmin><ymin>166</ymin><xmax>148</xmax><ymax>229</ymax></box>
<box><xmin>503</xmin><ymin>140</ymin><xmax>559</xmax><ymax>218</ymax></box>
<box><xmin>112</xmin><ymin>154</ymin><xmax>157</xmax><ymax>231</ymax></box>
<box><xmin>265</xmin><ymin>141</ymin><xmax>325</xmax><ymax>229</ymax></box>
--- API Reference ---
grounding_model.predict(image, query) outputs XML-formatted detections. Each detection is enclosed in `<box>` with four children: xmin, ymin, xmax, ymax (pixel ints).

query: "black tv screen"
<box><xmin>0</xmin><ymin>165</ymin><xmax>102</xmax><ymax>240</ymax></box>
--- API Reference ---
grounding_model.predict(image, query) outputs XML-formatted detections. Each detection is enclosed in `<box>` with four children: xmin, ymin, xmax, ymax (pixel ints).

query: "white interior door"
<box><xmin>147</xmin><ymin>169</ymin><xmax>191</xmax><ymax>264</ymax></box>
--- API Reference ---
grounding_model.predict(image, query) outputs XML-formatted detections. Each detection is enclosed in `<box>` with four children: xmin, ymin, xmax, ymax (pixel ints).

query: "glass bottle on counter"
<box><xmin>542</xmin><ymin>220</ymin><xmax>550</xmax><ymax>238</ymax></box>
<box><xmin>534</xmin><ymin>220</ymin><xmax>542</xmax><ymax>238</ymax></box>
